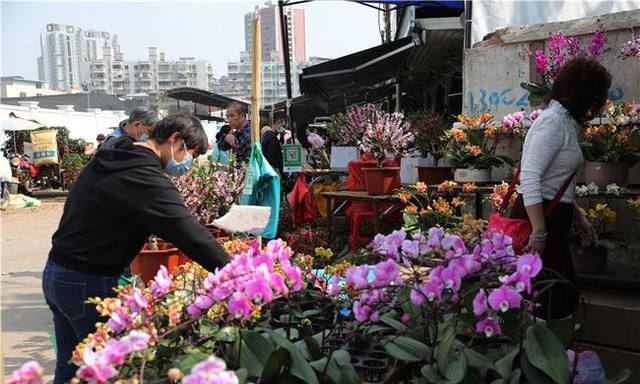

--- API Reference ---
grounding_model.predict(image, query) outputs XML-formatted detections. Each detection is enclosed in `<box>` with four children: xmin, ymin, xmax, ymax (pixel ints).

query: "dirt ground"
<box><xmin>1</xmin><ymin>200</ymin><xmax>65</xmax><ymax>383</ymax></box>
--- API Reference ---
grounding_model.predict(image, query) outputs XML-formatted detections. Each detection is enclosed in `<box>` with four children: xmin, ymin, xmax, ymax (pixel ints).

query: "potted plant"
<box><xmin>327</xmin><ymin>104</ymin><xmax>375</xmax><ymax>170</ymax></box>
<box><xmin>444</xmin><ymin>113</ymin><xmax>514</xmax><ymax>183</ymax></box>
<box><xmin>359</xmin><ymin>108</ymin><xmax>414</xmax><ymax>195</ymax></box>
<box><xmin>61</xmin><ymin>153</ymin><xmax>84</xmax><ymax>189</ymax></box>
<box><xmin>406</xmin><ymin>111</ymin><xmax>453</xmax><ymax>185</ymax></box>
<box><xmin>522</xmin><ymin>27</ymin><xmax>609</xmax><ymax>105</ymax></box>
<box><xmin>580</xmin><ymin>101</ymin><xmax>640</xmax><ymax>188</ymax></box>
<box><xmin>572</xmin><ymin>182</ymin><xmax>624</xmax><ymax>273</ymax></box>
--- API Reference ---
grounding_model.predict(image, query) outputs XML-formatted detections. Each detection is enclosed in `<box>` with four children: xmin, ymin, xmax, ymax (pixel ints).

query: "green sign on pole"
<box><xmin>282</xmin><ymin>144</ymin><xmax>302</xmax><ymax>172</ymax></box>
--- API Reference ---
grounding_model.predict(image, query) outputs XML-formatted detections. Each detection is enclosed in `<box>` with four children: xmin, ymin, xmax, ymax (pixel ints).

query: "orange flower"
<box><xmin>462</xmin><ymin>183</ymin><xmax>478</xmax><ymax>193</ymax></box>
<box><xmin>395</xmin><ymin>191</ymin><xmax>413</xmax><ymax>203</ymax></box>
<box><xmin>404</xmin><ymin>204</ymin><xmax>418</xmax><ymax>215</ymax></box>
<box><xmin>467</xmin><ymin>145</ymin><xmax>482</xmax><ymax>157</ymax></box>
<box><xmin>419</xmin><ymin>208</ymin><xmax>430</xmax><ymax>217</ymax></box>
<box><xmin>415</xmin><ymin>182</ymin><xmax>427</xmax><ymax>193</ymax></box>
<box><xmin>479</xmin><ymin>112</ymin><xmax>493</xmax><ymax>124</ymax></box>
<box><xmin>437</xmin><ymin>180</ymin><xmax>458</xmax><ymax>193</ymax></box>
<box><xmin>607</xmin><ymin>124</ymin><xmax>618</xmax><ymax>134</ymax></box>
<box><xmin>484</xmin><ymin>126</ymin><xmax>497</xmax><ymax>139</ymax></box>
<box><xmin>432</xmin><ymin>197</ymin><xmax>453</xmax><ymax>215</ymax></box>
<box><xmin>451</xmin><ymin>197</ymin><xmax>465</xmax><ymax>208</ymax></box>
<box><xmin>449</xmin><ymin>128</ymin><xmax>467</xmax><ymax>142</ymax></box>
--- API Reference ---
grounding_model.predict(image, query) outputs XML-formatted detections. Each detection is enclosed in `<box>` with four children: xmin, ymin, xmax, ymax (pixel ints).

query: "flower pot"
<box><xmin>362</xmin><ymin>167</ymin><xmax>400</xmax><ymax>195</ymax></box>
<box><xmin>570</xmin><ymin>243</ymin><xmax>608</xmax><ymax>274</ymax></box>
<box><xmin>416</xmin><ymin>166</ymin><xmax>453</xmax><ymax>185</ymax></box>
<box><xmin>453</xmin><ymin>168</ymin><xmax>491</xmax><ymax>183</ymax></box>
<box><xmin>583</xmin><ymin>161</ymin><xmax>629</xmax><ymax>188</ymax></box>
<box><xmin>131</xmin><ymin>243</ymin><xmax>181</xmax><ymax>283</ymax></box>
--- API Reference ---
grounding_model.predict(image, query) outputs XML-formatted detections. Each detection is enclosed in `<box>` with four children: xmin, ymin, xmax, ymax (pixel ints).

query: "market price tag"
<box><xmin>282</xmin><ymin>144</ymin><xmax>302</xmax><ymax>172</ymax></box>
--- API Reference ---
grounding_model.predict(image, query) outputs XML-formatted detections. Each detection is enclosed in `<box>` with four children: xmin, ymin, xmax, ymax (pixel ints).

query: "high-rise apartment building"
<box><xmin>38</xmin><ymin>23</ymin><xmax>112</xmax><ymax>91</ymax></box>
<box><xmin>244</xmin><ymin>3</ymin><xmax>306</xmax><ymax>64</ymax></box>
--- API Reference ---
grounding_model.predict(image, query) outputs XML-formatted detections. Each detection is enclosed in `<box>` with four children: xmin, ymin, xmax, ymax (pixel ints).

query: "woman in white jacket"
<box><xmin>511</xmin><ymin>57</ymin><xmax>611</xmax><ymax>320</ymax></box>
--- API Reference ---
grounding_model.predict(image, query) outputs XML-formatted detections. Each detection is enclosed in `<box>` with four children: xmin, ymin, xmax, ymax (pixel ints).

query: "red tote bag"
<box><xmin>487</xmin><ymin>168</ymin><xmax>574</xmax><ymax>254</ymax></box>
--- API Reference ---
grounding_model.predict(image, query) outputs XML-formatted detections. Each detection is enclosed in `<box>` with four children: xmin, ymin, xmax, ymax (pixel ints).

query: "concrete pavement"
<box><xmin>1</xmin><ymin>201</ymin><xmax>64</xmax><ymax>382</ymax></box>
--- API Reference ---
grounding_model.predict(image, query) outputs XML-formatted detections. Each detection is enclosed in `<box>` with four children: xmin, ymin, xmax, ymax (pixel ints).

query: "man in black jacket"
<box><xmin>43</xmin><ymin>114</ymin><xmax>229</xmax><ymax>384</ymax></box>
<box><xmin>261</xmin><ymin>119</ymin><xmax>284</xmax><ymax>175</ymax></box>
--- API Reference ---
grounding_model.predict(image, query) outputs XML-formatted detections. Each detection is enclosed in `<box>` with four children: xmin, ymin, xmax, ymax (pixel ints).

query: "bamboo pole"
<box><xmin>251</xmin><ymin>14</ymin><xmax>262</xmax><ymax>143</ymax></box>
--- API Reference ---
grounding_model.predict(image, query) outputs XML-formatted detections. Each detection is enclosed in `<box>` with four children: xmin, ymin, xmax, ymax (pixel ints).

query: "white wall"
<box><xmin>472</xmin><ymin>0</ymin><xmax>640</xmax><ymax>45</ymax></box>
<box><xmin>0</xmin><ymin>103</ymin><xmax>127</xmax><ymax>143</ymax></box>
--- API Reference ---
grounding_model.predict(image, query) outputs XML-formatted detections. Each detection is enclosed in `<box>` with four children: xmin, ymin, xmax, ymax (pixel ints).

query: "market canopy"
<box><xmin>163</xmin><ymin>87</ymin><xmax>248</xmax><ymax>110</ymax></box>
<box><xmin>299</xmin><ymin>36</ymin><xmax>417</xmax><ymax>108</ymax></box>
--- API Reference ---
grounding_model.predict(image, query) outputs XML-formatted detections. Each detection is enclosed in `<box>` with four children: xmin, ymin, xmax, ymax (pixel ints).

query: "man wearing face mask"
<box><xmin>42</xmin><ymin>114</ymin><xmax>230</xmax><ymax>384</ymax></box>
<box><xmin>261</xmin><ymin>119</ymin><xmax>284</xmax><ymax>176</ymax></box>
<box><xmin>101</xmin><ymin>106</ymin><xmax>159</xmax><ymax>149</ymax></box>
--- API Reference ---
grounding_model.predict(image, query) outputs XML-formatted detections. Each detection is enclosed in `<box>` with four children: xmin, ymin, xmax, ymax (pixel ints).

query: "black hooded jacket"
<box><xmin>49</xmin><ymin>137</ymin><xmax>229</xmax><ymax>276</ymax></box>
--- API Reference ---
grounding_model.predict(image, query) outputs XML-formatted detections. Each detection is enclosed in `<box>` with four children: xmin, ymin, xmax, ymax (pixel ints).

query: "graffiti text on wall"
<box><xmin>468</xmin><ymin>85</ymin><xmax>625</xmax><ymax>114</ymax></box>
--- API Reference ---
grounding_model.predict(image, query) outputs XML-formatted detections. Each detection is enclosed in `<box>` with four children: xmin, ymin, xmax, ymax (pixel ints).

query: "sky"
<box><xmin>0</xmin><ymin>0</ymin><xmax>384</xmax><ymax>80</ymax></box>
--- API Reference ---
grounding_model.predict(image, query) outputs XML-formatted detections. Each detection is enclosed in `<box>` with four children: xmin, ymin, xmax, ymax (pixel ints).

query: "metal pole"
<box><xmin>464</xmin><ymin>0</ymin><xmax>473</xmax><ymax>49</ymax></box>
<box><xmin>395</xmin><ymin>82</ymin><xmax>401</xmax><ymax>112</ymax></box>
<box><xmin>278</xmin><ymin>1</ymin><xmax>294</xmax><ymax>140</ymax></box>
<box><xmin>384</xmin><ymin>3</ymin><xmax>391</xmax><ymax>43</ymax></box>
<box><xmin>251</xmin><ymin>13</ymin><xmax>262</xmax><ymax>143</ymax></box>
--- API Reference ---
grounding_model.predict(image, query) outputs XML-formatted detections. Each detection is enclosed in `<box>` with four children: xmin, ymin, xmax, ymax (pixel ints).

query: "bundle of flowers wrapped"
<box><xmin>174</xmin><ymin>157</ymin><xmax>246</xmax><ymax>225</ymax></box>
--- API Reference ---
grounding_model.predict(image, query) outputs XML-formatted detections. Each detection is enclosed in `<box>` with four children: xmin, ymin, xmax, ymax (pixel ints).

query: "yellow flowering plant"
<box><xmin>626</xmin><ymin>196</ymin><xmax>640</xmax><ymax>216</ymax></box>
<box><xmin>578</xmin><ymin>203</ymin><xmax>616</xmax><ymax>237</ymax></box>
<box><xmin>444</xmin><ymin>113</ymin><xmax>516</xmax><ymax>170</ymax></box>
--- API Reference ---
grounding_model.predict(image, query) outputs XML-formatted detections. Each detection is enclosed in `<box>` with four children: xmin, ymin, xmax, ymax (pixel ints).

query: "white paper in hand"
<box><xmin>212</xmin><ymin>205</ymin><xmax>271</xmax><ymax>235</ymax></box>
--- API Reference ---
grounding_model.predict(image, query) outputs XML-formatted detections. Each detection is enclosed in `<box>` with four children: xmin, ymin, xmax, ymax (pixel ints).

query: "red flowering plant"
<box><xmin>523</xmin><ymin>27</ymin><xmax>609</xmax><ymax>104</ymax></box>
<box><xmin>444</xmin><ymin>113</ymin><xmax>516</xmax><ymax>170</ymax></box>
<box><xmin>406</xmin><ymin>111</ymin><xmax>449</xmax><ymax>164</ymax></box>
<box><xmin>174</xmin><ymin>157</ymin><xmax>246</xmax><ymax>225</ymax></box>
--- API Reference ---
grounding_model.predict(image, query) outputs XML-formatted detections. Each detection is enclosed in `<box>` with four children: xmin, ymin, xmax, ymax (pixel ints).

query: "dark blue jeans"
<box><xmin>42</xmin><ymin>259</ymin><xmax>119</xmax><ymax>384</ymax></box>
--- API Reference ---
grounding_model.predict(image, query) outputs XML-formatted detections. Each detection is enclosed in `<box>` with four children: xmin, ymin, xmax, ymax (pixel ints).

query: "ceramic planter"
<box><xmin>362</xmin><ymin>167</ymin><xmax>400</xmax><ymax>195</ymax></box>
<box><xmin>453</xmin><ymin>168</ymin><xmax>491</xmax><ymax>183</ymax></box>
<box><xmin>570</xmin><ymin>243</ymin><xmax>608</xmax><ymax>274</ymax></box>
<box><xmin>416</xmin><ymin>166</ymin><xmax>453</xmax><ymax>185</ymax></box>
<box><xmin>583</xmin><ymin>161</ymin><xmax>629</xmax><ymax>188</ymax></box>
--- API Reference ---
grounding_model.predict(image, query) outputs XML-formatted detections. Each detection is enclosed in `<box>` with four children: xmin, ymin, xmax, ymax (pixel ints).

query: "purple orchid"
<box><xmin>346</xmin><ymin>265</ymin><xmax>370</xmax><ymax>290</ymax></box>
<box><xmin>125</xmin><ymin>288</ymin><xmax>148</xmax><ymax>313</ymax></box>
<box><xmin>373</xmin><ymin>259</ymin><xmax>400</xmax><ymax>287</ymax></box>
<box><xmin>353</xmin><ymin>300</ymin><xmax>372</xmax><ymax>322</ymax></box>
<box><xmin>473</xmin><ymin>289</ymin><xmax>488</xmax><ymax>316</ymax></box>
<box><xmin>440</xmin><ymin>266</ymin><xmax>462</xmax><ymax>292</ymax></box>
<box><xmin>120</xmin><ymin>330</ymin><xmax>150</xmax><ymax>353</ymax></box>
<box><xmin>476</xmin><ymin>317</ymin><xmax>502</xmax><ymax>338</ymax></box>
<box><xmin>402</xmin><ymin>239</ymin><xmax>420</xmax><ymax>258</ymax></box>
<box><xmin>245</xmin><ymin>278</ymin><xmax>274</xmax><ymax>304</ymax></box>
<box><xmin>150</xmin><ymin>265</ymin><xmax>171</xmax><ymax>299</ymax></box>
<box><xmin>488</xmin><ymin>285</ymin><xmax>522</xmax><ymax>312</ymax></box>
<box><xmin>107</xmin><ymin>308</ymin><xmax>132</xmax><ymax>333</ymax></box>
<box><xmin>420</xmin><ymin>281</ymin><xmax>442</xmax><ymax>303</ymax></box>
<box><xmin>442</xmin><ymin>234</ymin><xmax>467</xmax><ymax>256</ymax></box>
<box><xmin>227</xmin><ymin>292</ymin><xmax>252</xmax><ymax>320</ymax></box>
<box><xmin>505</xmin><ymin>271</ymin><xmax>532</xmax><ymax>294</ymax></box>
<box><xmin>182</xmin><ymin>356</ymin><xmax>239</xmax><ymax>384</ymax></box>
<box><xmin>517</xmin><ymin>254</ymin><xmax>542</xmax><ymax>277</ymax></box>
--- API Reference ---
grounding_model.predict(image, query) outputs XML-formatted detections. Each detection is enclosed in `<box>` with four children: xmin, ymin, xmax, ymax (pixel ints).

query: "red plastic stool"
<box><xmin>349</xmin><ymin>211</ymin><xmax>376</xmax><ymax>250</ymax></box>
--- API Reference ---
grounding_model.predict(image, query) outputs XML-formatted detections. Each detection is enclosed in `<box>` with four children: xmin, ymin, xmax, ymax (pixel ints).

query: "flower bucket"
<box><xmin>583</xmin><ymin>161</ymin><xmax>629</xmax><ymax>188</ymax></box>
<box><xmin>131</xmin><ymin>243</ymin><xmax>181</xmax><ymax>283</ymax></box>
<box><xmin>417</xmin><ymin>166</ymin><xmax>453</xmax><ymax>185</ymax></box>
<box><xmin>454</xmin><ymin>168</ymin><xmax>491</xmax><ymax>183</ymax></box>
<box><xmin>570</xmin><ymin>243</ymin><xmax>608</xmax><ymax>274</ymax></box>
<box><xmin>362</xmin><ymin>167</ymin><xmax>400</xmax><ymax>195</ymax></box>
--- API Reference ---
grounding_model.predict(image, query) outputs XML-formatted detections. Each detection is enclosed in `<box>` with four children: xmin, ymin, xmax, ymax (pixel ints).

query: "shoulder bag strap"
<box><xmin>499</xmin><ymin>167</ymin><xmax>521</xmax><ymax>213</ymax></box>
<box><xmin>543</xmin><ymin>172</ymin><xmax>576</xmax><ymax>218</ymax></box>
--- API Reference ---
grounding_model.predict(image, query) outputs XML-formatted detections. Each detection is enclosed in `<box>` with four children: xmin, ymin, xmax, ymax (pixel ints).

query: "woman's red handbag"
<box><xmin>487</xmin><ymin>168</ymin><xmax>574</xmax><ymax>254</ymax></box>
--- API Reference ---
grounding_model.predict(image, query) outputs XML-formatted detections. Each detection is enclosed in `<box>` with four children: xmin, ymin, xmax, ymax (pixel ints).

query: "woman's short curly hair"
<box><xmin>547</xmin><ymin>57</ymin><xmax>612</xmax><ymax>122</ymax></box>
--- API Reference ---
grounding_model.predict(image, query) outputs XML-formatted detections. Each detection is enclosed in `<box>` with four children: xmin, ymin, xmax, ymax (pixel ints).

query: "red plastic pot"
<box><xmin>416</xmin><ymin>166</ymin><xmax>453</xmax><ymax>185</ymax></box>
<box><xmin>362</xmin><ymin>167</ymin><xmax>400</xmax><ymax>195</ymax></box>
<box><xmin>131</xmin><ymin>243</ymin><xmax>181</xmax><ymax>283</ymax></box>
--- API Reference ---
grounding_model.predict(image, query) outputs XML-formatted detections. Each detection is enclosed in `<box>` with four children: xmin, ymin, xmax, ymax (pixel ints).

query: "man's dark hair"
<box><xmin>150</xmin><ymin>114</ymin><xmax>208</xmax><ymax>155</ymax></box>
<box><xmin>227</xmin><ymin>101</ymin><xmax>247</xmax><ymax>116</ymax></box>
<box><xmin>547</xmin><ymin>57</ymin><xmax>612</xmax><ymax>123</ymax></box>
<box><xmin>216</xmin><ymin>124</ymin><xmax>232</xmax><ymax>142</ymax></box>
